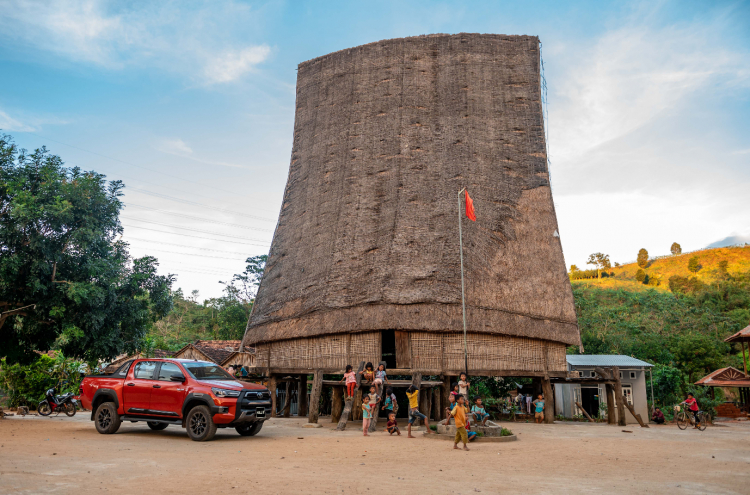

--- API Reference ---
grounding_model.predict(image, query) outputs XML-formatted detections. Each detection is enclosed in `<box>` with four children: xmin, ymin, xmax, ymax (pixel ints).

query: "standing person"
<box><xmin>451</xmin><ymin>395</ymin><xmax>470</xmax><ymax>451</ymax></box>
<box><xmin>406</xmin><ymin>385</ymin><xmax>432</xmax><ymax>438</ymax></box>
<box><xmin>381</xmin><ymin>387</ymin><xmax>397</xmax><ymax>415</ymax></box>
<box><xmin>339</xmin><ymin>365</ymin><xmax>357</xmax><ymax>399</ymax></box>
<box><xmin>367</xmin><ymin>385</ymin><xmax>380</xmax><ymax>410</ymax></box>
<box><xmin>362</xmin><ymin>398</ymin><xmax>372</xmax><ymax>436</ymax></box>
<box><xmin>681</xmin><ymin>393</ymin><xmax>700</xmax><ymax>428</ymax></box>
<box><xmin>532</xmin><ymin>394</ymin><xmax>545</xmax><ymax>424</ymax></box>
<box><xmin>458</xmin><ymin>373</ymin><xmax>470</xmax><ymax>399</ymax></box>
<box><xmin>386</xmin><ymin>412</ymin><xmax>400</xmax><ymax>436</ymax></box>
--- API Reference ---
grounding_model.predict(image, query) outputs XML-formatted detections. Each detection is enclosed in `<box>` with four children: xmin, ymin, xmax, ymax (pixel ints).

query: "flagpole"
<box><xmin>458</xmin><ymin>188</ymin><xmax>468</xmax><ymax>378</ymax></box>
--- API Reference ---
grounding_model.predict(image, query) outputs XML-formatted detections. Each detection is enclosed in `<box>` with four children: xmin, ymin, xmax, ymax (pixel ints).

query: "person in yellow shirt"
<box><xmin>451</xmin><ymin>395</ymin><xmax>470</xmax><ymax>451</ymax></box>
<box><xmin>405</xmin><ymin>385</ymin><xmax>432</xmax><ymax>438</ymax></box>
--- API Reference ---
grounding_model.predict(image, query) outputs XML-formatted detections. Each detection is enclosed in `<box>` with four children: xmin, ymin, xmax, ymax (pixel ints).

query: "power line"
<box><xmin>125</xmin><ymin>204</ymin><xmax>274</xmax><ymax>232</ymax></box>
<box><xmin>126</xmin><ymin>189</ymin><xmax>277</xmax><ymax>223</ymax></box>
<box><xmin>121</xmin><ymin>217</ymin><xmax>271</xmax><ymax>243</ymax></box>
<box><xmin>121</xmin><ymin>224</ymin><xmax>270</xmax><ymax>246</ymax></box>
<box><xmin>128</xmin><ymin>247</ymin><xmax>247</xmax><ymax>261</ymax></box>
<box><xmin>125</xmin><ymin>237</ymin><xmax>258</xmax><ymax>256</ymax></box>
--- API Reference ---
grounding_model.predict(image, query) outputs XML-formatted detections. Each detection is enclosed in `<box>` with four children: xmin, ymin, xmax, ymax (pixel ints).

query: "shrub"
<box><xmin>688</xmin><ymin>256</ymin><xmax>701</xmax><ymax>274</ymax></box>
<box><xmin>636</xmin><ymin>269</ymin><xmax>646</xmax><ymax>282</ymax></box>
<box><xmin>0</xmin><ymin>353</ymin><xmax>85</xmax><ymax>408</ymax></box>
<box><xmin>500</xmin><ymin>427</ymin><xmax>514</xmax><ymax>436</ymax></box>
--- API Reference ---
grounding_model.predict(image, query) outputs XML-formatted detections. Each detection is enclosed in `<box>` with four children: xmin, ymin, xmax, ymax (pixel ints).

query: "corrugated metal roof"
<box><xmin>566</xmin><ymin>355</ymin><xmax>654</xmax><ymax>368</ymax></box>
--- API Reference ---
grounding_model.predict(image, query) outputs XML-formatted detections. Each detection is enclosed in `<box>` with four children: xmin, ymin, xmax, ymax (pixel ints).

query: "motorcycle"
<box><xmin>38</xmin><ymin>388</ymin><xmax>77</xmax><ymax>417</ymax></box>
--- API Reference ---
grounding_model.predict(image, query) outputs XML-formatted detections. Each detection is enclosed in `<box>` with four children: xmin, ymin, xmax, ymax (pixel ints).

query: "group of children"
<box><xmin>340</xmin><ymin>364</ymin><xmax>520</xmax><ymax>450</ymax></box>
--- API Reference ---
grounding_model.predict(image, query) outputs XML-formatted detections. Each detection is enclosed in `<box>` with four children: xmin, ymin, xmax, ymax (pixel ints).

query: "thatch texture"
<box><xmin>244</xmin><ymin>33</ymin><xmax>578</xmax><ymax>350</ymax></box>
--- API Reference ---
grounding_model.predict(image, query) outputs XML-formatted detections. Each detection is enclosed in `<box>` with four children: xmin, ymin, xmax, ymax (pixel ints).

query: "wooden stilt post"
<box><xmin>427</xmin><ymin>386</ymin><xmax>434</xmax><ymax>421</ymax></box>
<box><xmin>337</xmin><ymin>394</ymin><xmax>354</xmax><ymax>431</ymax></box>
<box><xmin>269</xmin><ymin>375</ymin><xmax>278</xmax><ymax>418</ymax></box>
<box><xmin>612</xmin><ymin>366</ymin><xmax>627</xmax><ymax>426</ymax></box>
<box><xmin>606</xmin><ymin>384</ymin><xmax>617</xmax><ymax>425</ymax></box>
<box><xmin>541</xmin><ymin>376</ymin><xmax>554</xmax><ymax>424</ymax></box>
<box><xmin>442</xmin><ymin>375</ymin><xmax>452</xmax><ymax>421</ymax></box>
<box><xmin>742</xmin><ymin>342</ymin><xmax>748</xmax><ymax>377</ymax></box>
<box><xmin>331</xmin><ymin>386</ymin><xmax>344</xmax><ymax>423</ymax></box>
<box><xmin>353</xmin><ymin>389</ymin><xmax>363</xmax><ymax>421</ymax></box>
<box><xmin>308</xmin><ymin>370</ymin><xmax>323</xmax><ymax>423</ymax></box>
<box><xmin>282</xmin><ymin>379</ymin><xmax>293</xmax><ymax>418</ymax></box>
<box><xmin>298</xmin><ymin>374</ymin><xmax>308</xmax><ymax>417</ymax></box>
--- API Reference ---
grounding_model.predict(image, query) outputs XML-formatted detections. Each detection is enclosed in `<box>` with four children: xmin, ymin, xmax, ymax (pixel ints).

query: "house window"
<box><xmin>622</xmin><ymin>385</ymin><xmax>633</xmax><ymax>405</ymax></box>
<box><xmin>619</xmin><ymin>372</ymin><xmax>623</xmax><ymax>379</ymax></box>
<box><xmin>630</xmin><ymin>372</ymin><xmax>636</xmax><ymax>379</ymax></box>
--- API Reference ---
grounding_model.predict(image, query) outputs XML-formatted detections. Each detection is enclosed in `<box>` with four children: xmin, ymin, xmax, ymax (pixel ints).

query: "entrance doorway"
<box><xmin>581</xmin><ymin>387</ymin><xmax>599</xmax><ymax>418</ymax></box>
<box><xmin>381</xmin><ymin>330</ymin><xmax>396</xmax><ymax>369</ymax></box>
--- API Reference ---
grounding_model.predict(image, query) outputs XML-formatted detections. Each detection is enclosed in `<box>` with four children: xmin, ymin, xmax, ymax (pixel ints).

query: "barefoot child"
<box><xmin>471</xmin><ymin>397</ymin><xmax>490</xmax><ymax>426</ymax></box>
<box><xmin>386</xmin><ymin>412</ymin><xmax>400</xmax><ymax>435</ymax></box>
<box><xmin>373</xmin><ymin>363</ymin><xmax>388</xmax><ymax>388</ymax></box>
<box><xmin>458</xmin><ymin>373</ymin><xmax>470</xmax><ymax>399</ymax></box>
<box><xmin>362</xmin><ymin>398</ymin><xmax>372</xmax><ymax>436</ymax></box>
<box><xmin>451</xmin><ymin>395</ymin><xmax>470</xmax><ymax>451</ymax></box>
<box><xmin>359</xmin><ymin>362</ymin><xmax>375</xmax><ymax>383</ymax></box>
<box><xmin>339</xmin><ymin>365</ymin><xmax>357</xmax><ymax>399</ymax></box>
<box><xmin>406</xmin><ymin>385</ymin><xmax>432</xmax><ymax>438</ymax></box>
<box><xmin>367</xmin><ymin>385</ymin><xmax>380</xmax><ymax>410</ymax></box>
<box><xmin>532</xmin><ymin>394</ymin><xmax>545</xmax><ymax>424</ymax></box>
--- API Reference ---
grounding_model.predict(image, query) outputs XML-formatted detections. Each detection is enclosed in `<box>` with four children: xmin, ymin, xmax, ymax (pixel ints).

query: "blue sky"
<box><xmin>1</xmin><ymin>0</ymin><xmax>749</xmax><ymax>299</ymax></box>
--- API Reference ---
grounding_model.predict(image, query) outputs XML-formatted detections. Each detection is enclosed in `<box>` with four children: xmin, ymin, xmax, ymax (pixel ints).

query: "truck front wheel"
<box><xmin>235</xmin><ymin>422</ymin><xmax>263</xmax><ymax>436</ymax></box>
<box><xmin>186</xmin><ymin>405</ymin><xmax>217</xmax><ymax>441</ymax></box>
<box><xmin>94</xmin><ymin>402</ymin><xmax>121</xmax><ymax>434</ymax></box>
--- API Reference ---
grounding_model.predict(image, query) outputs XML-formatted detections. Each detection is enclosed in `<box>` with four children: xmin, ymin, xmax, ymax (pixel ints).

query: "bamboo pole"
<box><xmin>457</xmin><ymin>188</ymin><xmax>469</xmax><ymax>377</ymax></box>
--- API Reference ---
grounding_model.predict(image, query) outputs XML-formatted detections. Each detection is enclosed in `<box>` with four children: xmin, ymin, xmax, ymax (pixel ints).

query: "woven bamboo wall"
<box><xmin>256</xmin><ymin>332</ymin><xmax>381</xmax><ymax>370</ymax></box>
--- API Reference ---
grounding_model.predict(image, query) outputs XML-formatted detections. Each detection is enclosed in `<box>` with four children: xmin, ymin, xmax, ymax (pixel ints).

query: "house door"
<box><xmin>581</xmin><ymin>387</ymin><xmax>599</xmax><ymax>418</ymax></box>
<box><xmin>394</xmin><ymin>331</ymin><xmax>411</xmax><ymax>369</ymax></box>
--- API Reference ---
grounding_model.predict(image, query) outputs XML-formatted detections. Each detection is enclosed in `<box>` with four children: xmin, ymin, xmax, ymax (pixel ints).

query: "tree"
<box><xmin>586</xmin><ymin>252</ymin><xmax>610</xmax><ymax>279</ymax></box>
<box><xmin>221</xmin><ymin>254</ymin><xmax>267</xmax><ymax>303</ymax></box>
<box><xmin>718</xmin><ymin>260</ymin><xmax>729</xmax><ymax>278</ymax></box>
<box><xmin>570</xmin><ymin>265</ymin><xmax>579</xmax><ymax>272</ymax></box>
<box><xmin>670</xmin><ymin>242</ymin><xmax>682</xmax><ymax>255</ymax></box>
<box><xmin>688</xmin><ymin>256</ymin><xmax>700</xmax><ymax>274</ymax></box>
<box><xmin>637</xmin><ymin>248</ymin><xmax>649</xmax><ymax>268</ymax></box>
<box><xmin>0</xmin><ymin>135</ymin><xmax>174</xmax><ymax>363</ymax></box>
<box><xmin>635</xmin><ymin>269</ymin><xmax>646</xmax><ymax>283</ymax></box>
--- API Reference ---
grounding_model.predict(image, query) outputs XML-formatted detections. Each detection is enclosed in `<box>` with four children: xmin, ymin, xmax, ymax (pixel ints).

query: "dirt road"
<box><xmin>1</xmin><ymin>414</ymin><xmax>749</xmax><ymax>494</ymax></box>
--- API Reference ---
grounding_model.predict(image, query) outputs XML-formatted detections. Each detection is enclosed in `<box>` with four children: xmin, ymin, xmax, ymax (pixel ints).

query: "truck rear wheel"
<box><xmin>235</xmin><ymin>422</ymin><xmax>263</xmax><ymax>436</ymax></box>
<box><xmin>94</xmin><ymin>402</ymin><xmax>121</xmax><ymax>434</ymax></box>
<box><xmin>186</xmin><ymin>405</ymin><xmax>217</xmax><ymax>442</ymax></box>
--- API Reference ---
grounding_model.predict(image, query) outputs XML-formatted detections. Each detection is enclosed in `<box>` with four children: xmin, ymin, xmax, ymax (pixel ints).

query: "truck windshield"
<box><xmin>182</xmin><ymin>363</ymin><xmax>233</xmax><ymax>380</ymax></box>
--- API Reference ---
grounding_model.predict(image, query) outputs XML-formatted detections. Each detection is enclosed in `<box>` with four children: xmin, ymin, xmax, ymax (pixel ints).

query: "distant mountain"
<box><xmin>707</xmin><ymin>234</ymin><xmax>750</xmax><ymax>248</ymax></box>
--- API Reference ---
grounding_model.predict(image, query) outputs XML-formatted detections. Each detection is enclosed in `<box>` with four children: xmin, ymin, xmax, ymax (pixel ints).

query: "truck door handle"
<box><xmin>153</xmin><ymin>385</ymin><xmax>161</xmax><ymax>388</ymax></box>
<box><xmin>126</xmin><ymin>383</ymin><xmax>135</xmax><ymax>386</ymax></box>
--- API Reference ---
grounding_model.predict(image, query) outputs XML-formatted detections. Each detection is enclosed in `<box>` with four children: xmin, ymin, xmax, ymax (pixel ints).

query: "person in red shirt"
<box><xmin>682</xmin><ymin>393</ymin><xmax>700</xmax><ymax>428</ymax></box>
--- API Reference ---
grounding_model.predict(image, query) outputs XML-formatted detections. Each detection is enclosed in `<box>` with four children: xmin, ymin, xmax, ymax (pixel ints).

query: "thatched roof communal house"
<box><xmin>242</xmin><ymin>33</ymin><xmax>579</xmax><ymax>424</ymax></box>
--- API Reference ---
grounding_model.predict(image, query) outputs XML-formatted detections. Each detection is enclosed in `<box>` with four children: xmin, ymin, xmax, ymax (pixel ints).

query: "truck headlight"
<box><xmin>211</xmin><ymin>388</ymin><xmax>241</xmax><ymax>398</ymax></box>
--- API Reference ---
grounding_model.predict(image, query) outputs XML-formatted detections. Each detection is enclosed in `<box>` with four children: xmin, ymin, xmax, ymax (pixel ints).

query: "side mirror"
<box><xmin>170</xmin><ymin>374</ymin><xmax>186</xmax><ymax>382</ymax></box>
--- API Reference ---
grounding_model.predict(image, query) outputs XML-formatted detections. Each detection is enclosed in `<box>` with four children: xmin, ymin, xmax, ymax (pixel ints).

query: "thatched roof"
<box><xmin>173</xmin><ymin>340</ymin><xmax>241</xmax><ymax>364</ymax></box>
<box><xmin>725</xmin><ymin>324</ymin><xmax>750</xmax><ymax>343</ymax></box>
<box><xmin>244</xmin><ymin>33</ymin><xmax>579</xmax><ymax>347</ymax></box>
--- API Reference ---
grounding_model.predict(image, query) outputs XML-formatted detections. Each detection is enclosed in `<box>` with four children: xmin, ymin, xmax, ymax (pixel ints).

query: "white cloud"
<box><xmin>0</xmin><ymin>110</ymin><xmax>35</xmax><ymax>132</ymax></box>
<box><xmin>0</xmin><ymin>0</ymin><xmax>270</xmax><ymax>83</ymax></box>
<box><xmin>156</xmin><ymin>137</ymin><xmax>252</xmax><ymax>169</ymax></box>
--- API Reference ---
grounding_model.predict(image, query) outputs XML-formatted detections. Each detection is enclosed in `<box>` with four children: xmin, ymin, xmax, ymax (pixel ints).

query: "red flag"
<box><xmin>465</xmin><ymin>190</ymin><xmax>476</xmax><ymax>222</ymax></box>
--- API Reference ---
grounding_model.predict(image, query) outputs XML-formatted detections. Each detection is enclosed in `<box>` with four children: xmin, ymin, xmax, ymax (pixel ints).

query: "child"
<box><xmin>359</xmin><ymin>362</ymin><xmax>375</xmax><ymax>383</ymax></box>
<box><xmin>362</xmin><ymin>398</ymin><xmax>372</xmax><ymax>436</ymax></box>
<box><xmin>373</xmin><ymin>363</ymin><xmax>388</xmax><ymax>388</ymax></box>
<box><xmin>443</xmin><ymin>392</ymin><xmax>457</xmax><ymax>426</ymax></box>
<box><xmin>367</xmin><ymin>385</ymin><xmax>380</xmax><ymax>409</ymax></box>
<box><xmin>471</xmin><ymin>397</ymin><xmax>490</xmax><ymax>426</ymax></box>
<box><xmin>386</xmin><ymin>412</ymin><xmax>400</xmax><ymax>435</ymax></box>
<box><xmin>465</xmin><ymin>414</ymin><xmax>478</xmax><ymax>442</ymax></box>
<box><xmin>458</xmin><ymin>373</ymin><xmax>470</xmax><ymax>399</ymax></box>
<box><xmin>406</xmin><ymin>385</ymin><xmax>432</xmax><ymax>438</ymax></box>
<box><xmin>532</xmin><ymin>394</ymin><xmax>545</xmax><ymax>423</ymax></box>
<box><xmin>450</xmin><ymin>382</ymin><xmax>460</xmax><ymax>402</ymax></box>
<box><xmin>451</xmin><ymin>395</ymin><xmax>470</xmax><ymax>451</ymax></box>
<box><xmin>381</xmin><ymin>387</ymin><xmax>397</xmax><ymax>414</ymax></box>
<box><xmin>339</xmin><ymin>365</ymin><xmax>357</xmax><ymax>399</ymax></box>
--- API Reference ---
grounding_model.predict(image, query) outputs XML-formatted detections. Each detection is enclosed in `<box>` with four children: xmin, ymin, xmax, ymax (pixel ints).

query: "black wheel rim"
<box><xmin>190</xmin><ymin>412</ymin><xmax>207</xmax><ymax>436</ymax></box>
<box><xmin>98</xmin><ymin>408</ymin><xmax>111</xmax><ymax>429</ymax></box>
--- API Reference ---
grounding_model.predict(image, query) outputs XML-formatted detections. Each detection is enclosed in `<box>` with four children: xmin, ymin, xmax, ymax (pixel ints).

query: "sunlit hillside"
<box><xmin>571</xmin><ymin>245</ymin><xmax>750</xmax><ymax>290</ymax></box>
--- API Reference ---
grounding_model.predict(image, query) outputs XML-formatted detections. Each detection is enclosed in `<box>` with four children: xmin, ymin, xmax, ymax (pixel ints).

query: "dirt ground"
<box><xmin>1</xmin><ymin>414</ymin><xmax>749</xmax><ymax>494</ymax></box>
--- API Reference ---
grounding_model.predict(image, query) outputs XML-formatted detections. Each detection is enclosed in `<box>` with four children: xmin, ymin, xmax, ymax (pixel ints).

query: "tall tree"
<box><xmin>670</xmin><ymin>242</ymin><xmax>682</xmax><ymax>255</ymax></box>
<box><xmin>0</xmin><ymin>135</ymin><xmax>174</xmax><ymax>363</ymax></box>
<box><xmin>688</xmin><ymin>256</ymin><xmax>701</xmax><ymax>274</ymax></box>
<box><xmin>221</xmin><ymin>254</ymin><xmax>267</xmax><ymax>303</ymax></box>
<box><xmin>570</xmin><ymin>265</ymin><xmax>579</xmax><ymax>272</ymax></box>
<box><xmin>586</xmin><ymin>252</ymin><xmax>611</xmax><ymax>279</ymax></box>
<box><xmin>637</xmin><ymin>248</ymin><xmax>649</xmax><ymax>268</ymax></box>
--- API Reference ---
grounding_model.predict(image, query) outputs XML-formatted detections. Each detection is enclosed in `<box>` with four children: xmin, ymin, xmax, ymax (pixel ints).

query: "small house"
<box><xmin>172</xmin><ymin>340</ymin><xmax>241</xmax><ymax>365</ymax></box>
<box><xmin>103</xmin><ymin>349</ymin><xmax>172</xmax><ymax>373</ymax></box>
<box><xmin>555</xmin><ymin>355</ymin><xmax>653</xmax><ymax>424</ymax></box>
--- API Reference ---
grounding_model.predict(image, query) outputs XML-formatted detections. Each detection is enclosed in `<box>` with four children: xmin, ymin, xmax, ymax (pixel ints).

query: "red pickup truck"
<box><xmin>79</xmin><ymin>358</ymin><xmax>271</xmax><ymax>441</ymax></box>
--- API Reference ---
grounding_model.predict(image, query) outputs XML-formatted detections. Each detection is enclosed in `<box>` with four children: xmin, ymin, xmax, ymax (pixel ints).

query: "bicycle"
<box><xmin>674</xmin><ymin>405</ymin><xmax>707</xmax><ymax>431</ymax></box>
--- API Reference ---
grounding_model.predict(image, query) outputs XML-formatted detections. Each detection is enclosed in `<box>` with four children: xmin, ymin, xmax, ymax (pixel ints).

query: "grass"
<box><xmin>572</xmin><ymin>245</ymin><xmax>750</xmax><ymax>291</ymax></box>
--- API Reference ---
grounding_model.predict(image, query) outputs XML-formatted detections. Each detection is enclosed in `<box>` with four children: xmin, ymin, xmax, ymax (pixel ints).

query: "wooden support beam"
<box><xmin>612</xmin><ymin>366</ymin><xmax>627</xmax><ymax>427</ymax></box>
<box><xmin>541</xmin><ymin>377</ymin><xmax>554</xmax><ymax>424</ymax></box>
<box><xmin>307</xmin><ymin>370</ymin><xmax>323</xmax><ymax>424</ymax></box>
<box><xmin>298</xmin><ymin>374</ymin><xmax>308</xmax><ymax>417</ymax></box>
<box><xmin>282</xmin><ymin>379</ymin><xmax>294</xmax><ymax>418</ymax></box>
<box><xmin>352</xmin><ymin>389</ymin><xmax>363</xmax><ymax>421</ymax></box>
<box><xmin>575</xmin><ymin>401</ymin><xmax>595</xmax><ymax>423</ymax></box>
<box><xmin>336</xmin><ymin>396</ymin><xmax>354</xmax><ymax>431</ymax></box>
<box><xmin>269</xmin><ymin>375</ymin><xmax>278</xmax><ymax>418</ymax></box>
<box><xmin>624</xmin><ymin>401</ymin><xmax>649</xmax><ymax>428</ymax></box>
<box><xmin>331</xmin><ymin>386</ymin><xmax>344</xmax><ymax>423</ymax></box>
<box><xmin>442</xmin><ymin>375</ymin><xmax>452</xmax><ymax>422</ymax></box>
<box><xmin>605</xmin><ymin>384</ymin><xmax>617</xmax><ymax>425</ymax></box>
